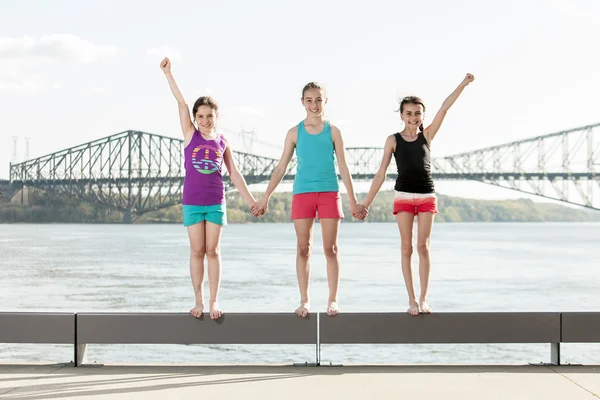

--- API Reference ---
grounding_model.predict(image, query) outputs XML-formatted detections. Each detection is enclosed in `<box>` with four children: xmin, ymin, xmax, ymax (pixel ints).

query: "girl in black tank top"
<box><xmin>359</xmin><ymin>73</ymin><xmax>475</xmax><ymax>316</ymax></box>
<box><xmin>393</xmin><ymin>132</ymin><xmax>435</xmax><ymax>194</ymax></box>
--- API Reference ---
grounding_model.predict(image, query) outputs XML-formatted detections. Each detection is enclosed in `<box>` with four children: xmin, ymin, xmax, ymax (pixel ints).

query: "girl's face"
<box><xmin>301</xmin><ymin>88</ymin><xmax>327</xmax><ymax>117</ymax></box>
<box><xmin>401</xmin><ymin>103</ymin><xmax>424</xmax><ymax>129</ymax></box>
<box><xmin>195</xmin><ymin>105</ymin><xmax>217</xmax><ymax>133</ymax></box>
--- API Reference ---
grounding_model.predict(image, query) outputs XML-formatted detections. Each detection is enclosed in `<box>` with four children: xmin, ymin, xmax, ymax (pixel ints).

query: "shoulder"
<box><xmin>328</xmin><ymin>123</ymin><xmax>342</xmax><ymax>139</ymax></box>
<box><xmin>219</xmin><ymin>134</ymin><xmax>231</xmax><ymax>149</ymax></box>
<box><xmin>286</xmin><ymin>125</ymin><xmax>299</xmax><ymax>140</ymax></box>
<box><xmin>385</xmin><ymin>134</ymin><xmax>397</xmax><ymax>151</ymax></box>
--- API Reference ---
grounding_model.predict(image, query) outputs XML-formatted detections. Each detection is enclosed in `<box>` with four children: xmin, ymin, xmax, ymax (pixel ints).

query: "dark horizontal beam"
<box><xmin>2</xmin><ymin>312</ymin><xmax>598</xmax><ymax>346</ymax></box>
<box><xmin>0</xmin><ymin>312</ymin><xmax>74</xmax><ymax>344</ymax></box>
<box><xmin>319</xmin><ymin>312</ymin><xmax>561</xmax><ymax>344</ymax></box>
<box><xmin>77</xmin><ymin>313</ymin><xmax>317</xmax><ymax>345</ymax></box>
<box><xmin>561</xmin><ymin>312</ymin><xmax>600</xmax><ymax>342</ymax></box>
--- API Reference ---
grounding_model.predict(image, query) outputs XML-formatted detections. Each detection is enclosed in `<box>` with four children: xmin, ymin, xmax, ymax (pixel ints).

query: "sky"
<box><xmin>1</xmin><ymin>0</ymin><xmax>599</xmax><ymax>202</ymax></box>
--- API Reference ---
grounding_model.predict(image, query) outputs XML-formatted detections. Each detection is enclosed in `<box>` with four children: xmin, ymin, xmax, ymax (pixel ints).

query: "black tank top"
<box><xmin>393</xmin><ymin>132</ymin><xmax>435</xmax><ymax>193</ymax></box>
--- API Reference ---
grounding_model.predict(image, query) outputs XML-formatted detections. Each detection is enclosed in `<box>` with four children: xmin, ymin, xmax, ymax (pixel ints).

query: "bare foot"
<box><xmin>190</xmin><ymin>303</ymin><xmax>204</xmax><ymax>319</ymax></box>
<box><xmin>327</xmin><ymin>301</ymin><xmax>340</xmax><ymax>316</ymax></box>
<box><xmin>420</xmin><ymin>299</ymin><xmax>432</xmax><ymax>314</ymax></box>
<box><xmin>295</xmin><ymin>302</ymin><xmax>310</xmax><ymax>318</ymax></box>
<box><xmin>209</xmin><ymin>301</ymin><xmax>223</xmax><ymax>320</ymax></box>
<box><xmin>407</xmin><ymin>301</ymin><xmax>419</xmax><ymax>316</ymax></box>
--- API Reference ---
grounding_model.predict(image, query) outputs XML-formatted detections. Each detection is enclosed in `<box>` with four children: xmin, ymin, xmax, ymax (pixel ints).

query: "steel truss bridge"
<box><xmin>7</xmin><ymin>123</ymin><xmax>600</xmax><ymax>221</ymax></box>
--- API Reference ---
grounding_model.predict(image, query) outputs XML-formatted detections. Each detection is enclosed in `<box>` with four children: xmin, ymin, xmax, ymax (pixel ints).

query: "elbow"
<box><xmin>274</xmin><ymin>165</ymin><xmax>287</xmax><ymax>178</ymax></box>
<box><xmin>230</xmin><ymin>172</ymin><xmax>243</xmax><ymax>186</ymax></box>
<box><xmin>338</xmin><ymin>165</ymin><xmax>351</xmax><ymax>177</ymax></box>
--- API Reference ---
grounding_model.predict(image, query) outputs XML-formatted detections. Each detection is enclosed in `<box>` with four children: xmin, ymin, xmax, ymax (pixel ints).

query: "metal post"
<box><xmin>551</xmin><ymin>343</ymin><xmax>560</xmax><ymax>366</ymax></box>
<box><xmin>316</xmin><ymin>311</ymin><xmax>321</xmax><ymax>366</ymax></box>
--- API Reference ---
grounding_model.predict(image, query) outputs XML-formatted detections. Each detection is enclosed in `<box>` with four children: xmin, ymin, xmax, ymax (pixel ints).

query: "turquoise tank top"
<box><xmin>292</xmin><ymin>120</ymin><xmax>340</xmax><ymax>194</ymax></box>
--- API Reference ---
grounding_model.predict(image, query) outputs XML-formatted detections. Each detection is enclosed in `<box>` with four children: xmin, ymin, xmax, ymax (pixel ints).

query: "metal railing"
<box><xmin>1</xmin><ymin>312</ymin><xmax>599</xmax><ymax>367</ymax></box>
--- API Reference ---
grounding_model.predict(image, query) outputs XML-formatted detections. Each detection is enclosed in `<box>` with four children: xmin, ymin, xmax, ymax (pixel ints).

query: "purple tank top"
<box><xmin>182</xmin><ymin>131</ymin><xmax>226</xmax><ymax>206</ymax></box>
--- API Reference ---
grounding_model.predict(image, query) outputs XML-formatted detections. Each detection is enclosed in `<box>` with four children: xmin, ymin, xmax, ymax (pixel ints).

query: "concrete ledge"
<box><xmin>0</xmin><ymin>312</ymin><xmax>74</xmax><ymax>344</ymax></box>
<box><xmin>76</xmin><ymin>313</ymin><xmax>317</xmax><ymax>344</ymax></box>
<box><xmin>562</xmin><ymin>312</ymin><xmax>600</xmax><ymax>342</ymax></box>
<box><xmin>319</xmin><ymin>312</ymin><xmax>561</xmax><ymax>344</ymax></box>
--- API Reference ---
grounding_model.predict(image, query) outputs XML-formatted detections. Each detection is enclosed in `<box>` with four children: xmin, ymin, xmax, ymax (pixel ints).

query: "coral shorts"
<box><xmin>392</xmin><ymin>191</ymin><xmax>438</xmax><ymax>216</ymax></box>
<box><xmin>292</xmin><ymin>191</ymin><xmax>344</xmax><ymax>220</ymax></box>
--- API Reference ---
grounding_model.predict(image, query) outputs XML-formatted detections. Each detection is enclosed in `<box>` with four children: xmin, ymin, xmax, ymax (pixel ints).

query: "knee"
<box><xmin>401</xmin><ymin>243</ymin><xmax>413</xmax><ymax>258</ymax></box>
<box><xmin>297</xmin><ymin>242</ymin><xmax>312</xmax><ymax>258</ymax></box>
<box><xmin>190</xmin><ymin>247</ymin><xmax>205</xmax><ymax>261</ymax></box>
<box><xmin>323</xmin><ymin>243</ymin><xmax>339</xmax><ymax>258</ymax></box>
<box><xmin>417</xmin><ymin>240</ymin><xmax>430</xmax><ymax>256</ymax></box>
<box><xmin>205</xmin><ymin>245</ymin><xmax>220</xmax><ymax>258</ymax></box>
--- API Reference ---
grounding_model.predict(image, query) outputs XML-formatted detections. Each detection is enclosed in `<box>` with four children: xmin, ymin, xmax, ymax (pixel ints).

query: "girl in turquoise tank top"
<box><xmin>252</xmin><ymin>82</ymin><xmax>367</xmax><ymax>318</ymax></box>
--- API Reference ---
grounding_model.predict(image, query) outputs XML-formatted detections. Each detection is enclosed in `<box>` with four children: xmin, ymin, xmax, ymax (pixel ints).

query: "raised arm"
<box><xmin>252</xmin><ymin>127</ymin><xmax>297</xmax><ymax>215</ymax></box>
<box><xmin>222</xmin><ymin>137</ymin><xmax>256</xmax><ymax>208</ymax></box>
<box><xmin>331</xmin><ymin>125</ymin><xmax>366</xmax><ymax>219</ymax></box>
<box><xmin>362</xmin><ymin>134</ymin><xmax>395</xmax><ymax>209</ymax></box>
<box><xmin>424</xmin><ymin>73</ymin><xmax>475</xmax><ymax>144</ymax></box>
<box><xmin>160</xmin><ymin>57</ymin><xmax>195</xmax><ymax>144</ymax></box>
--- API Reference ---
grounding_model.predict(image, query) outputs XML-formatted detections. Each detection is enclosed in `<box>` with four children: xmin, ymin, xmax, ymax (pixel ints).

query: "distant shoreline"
<box><xmin>1</xmin><ymin>190</ymin><xmax>599</xmax><ymax>224</ymax></box>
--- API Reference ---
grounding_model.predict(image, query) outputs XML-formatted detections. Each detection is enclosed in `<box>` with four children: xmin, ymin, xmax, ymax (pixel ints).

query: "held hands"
<box><xmin>251</xmin><ymin>198</ymin><xmax>268</xmax><ymax>217</ymax></box>
<box><xmin>462</xmin><ymin>73</ymin><xmax>475</xmax><ymax>86</ymax></box>
<box><xmin>251</xmin><ymin>198</ymin><xmax>368</xmax><ymax>219</ymax></box>
<box><xmin>351</xmin><ymin>203</ymin><xmax>368</xmax><ymax>220</ymax></box>
<box><xmin>160</xmin><ymin>57</ymin><xmax>171</xmax><ymax>73</ymax></box>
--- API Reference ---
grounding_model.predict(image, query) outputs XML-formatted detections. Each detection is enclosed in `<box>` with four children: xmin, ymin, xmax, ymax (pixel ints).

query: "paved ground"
<box><xmin>0</xmin><ymin>364</ymin><xmax>599</xmax><ymax>399</ymax></box>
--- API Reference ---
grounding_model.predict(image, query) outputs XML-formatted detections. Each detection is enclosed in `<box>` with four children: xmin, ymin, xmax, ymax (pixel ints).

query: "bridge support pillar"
<box><xmin>6</xmin><ymin>183</ymin><xmax>15</xmax><ymax>202</ymax></box>
<box><xmin>123</xmin><ymin>210</ymin><xmax>133</xmax><ymax>224</ymax></box>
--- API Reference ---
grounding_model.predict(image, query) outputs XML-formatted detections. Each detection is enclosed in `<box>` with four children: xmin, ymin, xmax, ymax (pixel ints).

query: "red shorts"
<box><xmin>392</xmin><ymin>191</ymin><xmax>439</xmax><ymax>216</ymax></box>
<box><xmin>292</xmin><ymin>192</ymin><xmax>344</xmax><ymax>220</ymax></box>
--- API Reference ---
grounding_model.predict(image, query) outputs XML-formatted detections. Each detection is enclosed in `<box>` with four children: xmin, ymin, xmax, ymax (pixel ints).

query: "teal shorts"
<box><xmin>182</xmin><ymin>204</ymin><xmax>227</xmax><ymax>227</ymax></box>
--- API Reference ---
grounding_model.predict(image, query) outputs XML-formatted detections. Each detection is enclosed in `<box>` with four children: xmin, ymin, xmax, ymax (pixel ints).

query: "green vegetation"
<box><xmin>1</xmin><ymin>187</ymin><xmax>598</xmax><ymax>224</ymax></box>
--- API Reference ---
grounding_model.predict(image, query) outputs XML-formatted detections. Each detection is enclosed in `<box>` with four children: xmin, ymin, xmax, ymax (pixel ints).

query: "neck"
<box><xmin>199</xmin><ymin>128</ymin><xmax>216</xmax><ymax>137</ymax></box>
<box><xmin>304</xmin><ymin>114</ymin><xmax>325</xmax><ymax>125</ymax></box>
<box><xmin>402</xmin><ymin>126</ymin><xmax>419</xmax><ymax>136</ymax></box>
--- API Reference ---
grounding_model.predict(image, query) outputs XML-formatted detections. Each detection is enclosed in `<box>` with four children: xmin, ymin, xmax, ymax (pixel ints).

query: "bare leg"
<box><xmin>320</xmin><ymin>218</ymin><xmax>341</xmax><ymax>316</ymax></box>
<box><xmin>417</xmin><ymin>212</ymin><xmax>435</xmax><ymax>313</ymax></box>
<box><xmin>293</xmin><ymin>218</ymin><xmax>315</xmax><ymax>317</ymax></box>
<box><xmin>205</xmin><ymin>221</ymin><xmax>224</xmax><ymax>319</ymax></box>
<box><xmin>186</xmin><ymin>222</ymin><xmax>206</xmax><ymax>318</ymax></box>
<box><xmin>397</xmin><ymin>212</ymin><xmax>418</xmax><ymax>315</ymax></box>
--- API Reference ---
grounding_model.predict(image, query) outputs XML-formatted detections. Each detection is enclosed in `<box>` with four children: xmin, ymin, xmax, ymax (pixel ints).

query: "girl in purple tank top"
<box><xmin>160</xmin><ymin>57</ymin><xmax>259</xmax><ymax>320</ymax></box>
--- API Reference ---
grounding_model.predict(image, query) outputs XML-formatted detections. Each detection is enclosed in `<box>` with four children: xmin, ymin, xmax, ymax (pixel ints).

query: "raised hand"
<box><xmin>462</xmin><ymin>73</ymin><xmax>475</xmax><ymax>85</ymax></box>
<box><xmin>160</xmin><ymin>57</ymin><xmax>171</xmax><ymax>73</ymax></box>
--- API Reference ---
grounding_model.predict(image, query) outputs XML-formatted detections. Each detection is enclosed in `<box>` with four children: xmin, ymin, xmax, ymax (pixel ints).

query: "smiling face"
<box><xmin>301</xmin><ymin>87</ymin><xmax>327</xmax><ymax>117</ymax></box>
<box><xmin>192</xmin><ymin>96</ymin><xmax>219</xmax><ymax>134</ymax></box>
<box><xmin>400</xmin><ymin>103</ymin><xmax>424</xmax><ymax>130</ymax></box>
<box><xmin>194</xmin><ymin>105</ymin><xmax>217</xmax><ymax>134</ymax></box>
<box><xmin>399</xmin><ymin>96</ymin><xmax>426</xmax><ymax>131</ymax></box>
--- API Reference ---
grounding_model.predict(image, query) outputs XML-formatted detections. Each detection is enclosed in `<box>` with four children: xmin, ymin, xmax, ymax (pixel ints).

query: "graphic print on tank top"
<box><xmin>191</xmin><ymin>144</ymin><xmax>222</xmax><ymax>175</ymax></box>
